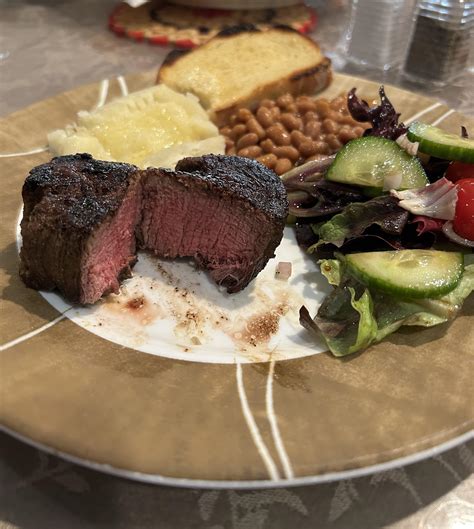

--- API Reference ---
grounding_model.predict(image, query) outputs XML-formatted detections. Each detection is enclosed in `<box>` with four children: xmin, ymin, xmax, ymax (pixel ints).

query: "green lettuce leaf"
<box><xmin>308</xmin><ymin>196</ymin><xmax>408</xmax><ymax>251</ymax></box>
<box><xmin>347</xmin><ymin>287</ymin><xmax>378</xmax><ymax>354</ymax></box>
<box><xmin>301</xmin><ymin>262</ymin><xmax>474</xmax><ymax>357</ymax></box>
<box><xmin>319</xmin><ymin>259</ymin><xmax>342</xmax><ymax>286</ymax></box>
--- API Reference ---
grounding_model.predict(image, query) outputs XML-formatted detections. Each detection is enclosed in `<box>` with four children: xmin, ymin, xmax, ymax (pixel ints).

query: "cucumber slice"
<box><xmin>326</xmin><ymin>137</ymin><xmax>428</xmax><ymax>190</ymax></box>
<box><xmin>345</xmin><ymin>250</ymin><xmax>463</xmax><ymax>299</ymax></box>
<box><xmin>407</xmin><ymin>122</ymin><xmax>474</xmax><ymax>163</ymax></box>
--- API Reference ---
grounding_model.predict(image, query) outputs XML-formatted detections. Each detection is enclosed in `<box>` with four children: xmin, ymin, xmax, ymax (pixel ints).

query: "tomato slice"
<box><xmin>445</xmin><ymin>161</ymin><xmax>474</xmax><ymax>182</ymax></box>
<box><xmin>453</xmin><ymin>178</ymin><xmax>474</xmax><ymax>240</ymax></box>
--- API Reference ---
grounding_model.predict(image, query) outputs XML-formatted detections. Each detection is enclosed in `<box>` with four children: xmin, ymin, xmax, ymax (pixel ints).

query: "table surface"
<box><xmin>1</xmin><ymin>1</ymin><xmax>473</xmax><ymax>528</ymax></box>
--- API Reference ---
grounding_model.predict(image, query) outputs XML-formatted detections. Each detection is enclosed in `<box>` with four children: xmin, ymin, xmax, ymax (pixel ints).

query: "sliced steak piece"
<box><xmin>20</xmin><ymin>153</ymin><xmax>141</xmax><ymax>304</ymax></box>
<box><xmin>139</xmin><ymin>154</ymin><xmax>288</xmax><ymax>293</ymax></box>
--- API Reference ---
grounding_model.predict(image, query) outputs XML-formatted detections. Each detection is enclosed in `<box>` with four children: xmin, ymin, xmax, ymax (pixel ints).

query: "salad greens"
<box><xmin>309</xmin><ymin>196</ymin><xmax>408</xmax><ymax>251</ymax></box>
<box><xmin>302</xmin><ymin>196</ymin><xmax>437</xmax><ymax>260</ymax></box>
<box><xmin>300</xmin><ymin>257</ymin><xmax>474</xmax><ymax>357</ymax></box>
<box><xmin>282</xmin><ymin>167</ymin><xmax>367</xmax><ymax>219</ymax></box>
<box><xmin>283</xmin><ymin>86</ymin><xmax>474</xmax><ymax>357</ymax></box>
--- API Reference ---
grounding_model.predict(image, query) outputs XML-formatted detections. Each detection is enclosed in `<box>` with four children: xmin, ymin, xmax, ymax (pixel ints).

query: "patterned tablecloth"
<box><xmin>1</xmin><ymin>1</ymin><xmax>473</xmax><ymax>528</ymax></box>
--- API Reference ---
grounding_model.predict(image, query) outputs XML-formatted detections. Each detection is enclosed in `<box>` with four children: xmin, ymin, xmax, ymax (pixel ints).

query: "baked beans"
<box><xmin>274</xmin><ymin>158</ymin><xmax>293</xmax><ymax>175</ymax></box>
<box><xmin>236</xmin><ymin>132</ymin><xmax>259</xmax><ymax>150</ymax></box>
<box><xmin>257</xmin><ymin>153</ymin><xmax>277</xmax><ymax>169</ymax></box>
<box><xmin>219</xmin><ymin>92</ymin><xmax>369</xmax><ymax>175</ymax></box>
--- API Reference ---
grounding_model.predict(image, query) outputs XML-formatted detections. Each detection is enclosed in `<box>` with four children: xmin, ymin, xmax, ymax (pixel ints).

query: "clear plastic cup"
<box><xmin>339</xmin><ymin>0</ymin><xmax>419</xmax><ymax>71</ymax></box>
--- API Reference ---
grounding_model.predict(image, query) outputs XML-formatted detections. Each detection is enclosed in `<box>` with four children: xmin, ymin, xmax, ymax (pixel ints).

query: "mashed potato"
<box><xmin>48</xmin><ymin>84</ymin><xmax>224</xmax><ymax>168</ymax></box>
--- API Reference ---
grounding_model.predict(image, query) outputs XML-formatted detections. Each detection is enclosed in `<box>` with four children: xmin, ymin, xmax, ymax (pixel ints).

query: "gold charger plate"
<box><xmin>1</xmin><ymin>72</ymin><xmax>473</xmax><ymax>487</ymax></box>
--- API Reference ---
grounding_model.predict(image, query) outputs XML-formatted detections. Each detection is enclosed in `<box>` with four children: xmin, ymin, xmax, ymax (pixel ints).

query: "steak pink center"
<box><xmin>139</xmin><ymin>173</ymin><xmax>272</xmax><ymax>291</ymax></box>
<box><xmin>81</xmin><ymin>181</ymin><xmax>141</xmax><ymax>304</ymax></box>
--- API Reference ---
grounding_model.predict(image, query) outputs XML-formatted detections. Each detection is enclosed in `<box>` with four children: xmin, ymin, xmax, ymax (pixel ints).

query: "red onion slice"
<box><xmin>391</xmin><ymin>177</ymin><xmax>457</xmax><ymax>220</ymax></box>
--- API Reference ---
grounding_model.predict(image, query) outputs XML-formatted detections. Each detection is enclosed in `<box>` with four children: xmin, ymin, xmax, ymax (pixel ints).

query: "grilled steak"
<box><xmin>20</xmin><ymin>154</ymin><xmax>141</xmax><ymax>304</ymax></box>
<box><xmin>20</xmin><ymin>153</ymin><xmax>288</xmax><ymax>303</ymax></box>
<box><xmin>139</xmin><ymin>154</ymin><xmax>288</xmax><ymax>293</ymax></box>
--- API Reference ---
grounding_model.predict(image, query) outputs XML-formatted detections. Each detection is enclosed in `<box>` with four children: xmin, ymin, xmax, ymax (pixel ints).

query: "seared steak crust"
<box><xmin>20</xmin><ymin>154</ymin><xmax>141</xmax><ymax>304</ymax></box>
<box><xmin>22</xmin><ymin>154</ymin><xmax>138</xmax><ymax>230</ymax></box>
<box><xmin>175</xmin><ymin>154</ymin><xmax>288</xmax><ymax>222</ymax></box>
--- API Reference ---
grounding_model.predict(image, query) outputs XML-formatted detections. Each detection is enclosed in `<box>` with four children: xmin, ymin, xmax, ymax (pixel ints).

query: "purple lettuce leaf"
<box><xmin>299</xmin><ymin>277</ymin><xmax>364</xmax><ymax>350</ymax></box>
<box><xmin>295</xmin><ymin>223</ymin><xmax>319</xmax><ymax>250</ymax></box>
<box><xmin>308</xmin><ymin>196</ymin><xmax>409</xmax><ymax>250</ymax></box>
<box><xmin>286</xmin><ymin>178</ymin><xmax>368</xmax><ymax>218</ymax></box>
<box><xmin>296</xmin><ymin>196</ymin><xmax>436</xmax><ymax>259</ymax></box>
<box><xmin>348</xmin><ymin>86</ymin><xmax>407</xmax><ymax>140</ymax></box>
<box><xmin>300</xmin><ymin>276</ymin><xmax>377</xmax><ymax>357</ymax></box>
<box><xmin>412</xmin><ymin>216</ymin><xmax>446</xmax><ymax>235</ymax></box>
<box><xmin>281</xmin><ymin>156</ymin><xmax>368</xmax><ymax>218</ymax></box>
<box><xmin>280</xmin><ymin>156</ymin><xmax>335</xmax><ymax>185</ymax></box>
<box><xmin>308</xmin><ymin>225</ymin><xmax>436</xmax><ymax>260</ymax></box>
<box><xmin>423</xmin><ymin>157</ymin><xmax>451</xmax><ymax>183</ymax></box>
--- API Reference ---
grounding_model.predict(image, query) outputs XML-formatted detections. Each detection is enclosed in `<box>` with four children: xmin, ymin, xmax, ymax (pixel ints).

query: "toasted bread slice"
<box><xmin>157</xmin><ymin>25</ymin><xmax>332</xmax><ymax>126</ymax></box>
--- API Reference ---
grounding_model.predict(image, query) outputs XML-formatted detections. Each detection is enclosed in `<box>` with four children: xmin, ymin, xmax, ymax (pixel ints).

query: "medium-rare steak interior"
<box><xmin>20</xmin><ymin>154</ymin><xmax>142</xmax><ymax>304</ymax></box>
<box><xmin>139</xmin><ymin>155</ymin><xmax>288</xmax><ymax>293</ymax></box>
<box><xmin>20</xmin><ymin>153</ymin><xmax>288</xmax><ymax>303</ymax></box>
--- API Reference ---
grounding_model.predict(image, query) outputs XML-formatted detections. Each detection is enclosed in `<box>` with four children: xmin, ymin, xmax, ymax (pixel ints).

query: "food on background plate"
<box><xmin>48</xmin><ymin>85</ymin><xmax>223</xmax><ymax>168</ymax></box>
<box><xmin>156</xmin><ymin>25</ymin><xmax>332</xmax><ymax>127</ymax></box>
<box><xmin>219</xmin><ymin>92</ymin><xmax>368</xmax><ymax>174</ymax></box>
<box><xmin>19</xmin><ymin>154</ymin><xmax>288</xmax><ymax>303</ymax></box>
<box><xmin>109</xmin><ymin>2</ymin><xmax>317</xmax><ymax>48</ymax></box>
